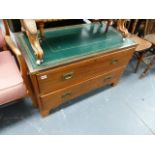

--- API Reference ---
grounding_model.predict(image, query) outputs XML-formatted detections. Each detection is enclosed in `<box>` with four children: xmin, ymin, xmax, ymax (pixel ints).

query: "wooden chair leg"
<box><xmin>135</xmin><ymin>52</ymin><xmax>144</xmax><ymax>73</ymax></box>
<box><xmin>104</xmin><ymin>20</ymin><xmax>112</xmax><ymax>33</ymax></box>
<box><xmin>38</xmin><ymin>22</ymin><xmax>45</xmax><ymax>39</ymax></box>
<box><xmin>140</xmin><ymin>56</ymin><xmax>155</xmax><ymax>79</ymax></box>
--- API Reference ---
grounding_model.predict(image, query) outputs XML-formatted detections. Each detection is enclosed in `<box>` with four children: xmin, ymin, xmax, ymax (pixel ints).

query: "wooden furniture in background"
<box><xmin>145</xmin><ymin>19</ymin><xmax>155</xmax><ymax>35</ymax></box>
<box><xmin>20</xmin><ymin>19</ymin><xmax>128</xmax><ymax>65</ymax></box>
<box><xmin>91</xmin><ymin>19</ymin><xmax>114</xmax><ymax>33</ymax></box>
<box><xmin>14</xmin><ymin>23</ymin><xmax>136</xmax><ymax>116</ymax></box>
<box><xmin>127</xmin><ymin>19</ymin><xmax>155</xmax><ymax>78</ymax></box>
<box><xmin>125</xmin><ymin>19</ymin><xmax>152</xmax><ymax>78</ymax></box>
<box><xmin>140</xmin><ymin>20</ymin><xmax>155</xmax><ymax>78</ymax></box>
<box><xmin>35</xmin><ymin>19</ymin><xmax>63</xmax><ymax>38</ymax></box>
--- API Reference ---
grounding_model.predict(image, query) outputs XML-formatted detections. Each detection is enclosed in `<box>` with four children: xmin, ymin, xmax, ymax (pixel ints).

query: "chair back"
<box><xmin>127</xmin><ymin>19</ymin><xmax>149</xmax><ymax>37</ymax></box>
<box><xmin>145</xmin><ymin>19</ymin><xmax>155</xmax><ymax>35</ymax></box>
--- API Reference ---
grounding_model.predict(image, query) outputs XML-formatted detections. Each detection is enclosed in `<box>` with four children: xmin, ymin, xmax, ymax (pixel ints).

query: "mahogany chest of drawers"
<box><xmin>15</xmin><ymin>23</ymin><xmax>136</xmax><ymax>116</ymax></box>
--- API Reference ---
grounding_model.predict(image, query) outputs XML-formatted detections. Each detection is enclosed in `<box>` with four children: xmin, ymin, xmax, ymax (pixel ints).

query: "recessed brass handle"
<box><xmin>111</xmin><ymin>59</ymin><xmax>119</xmax><ymax>64</ymax></box>
<box><xmin>62</xmin><ymin>71</ymin><xmax>74</xmax><ymax>80</ymax></box>
<box><xmin>61</xmin><ymin>92</ymin><xmax>72</xmax><ymax>99</ymax></box>
<box><xmin>104</xmin><ymin>76</ymin><xmax>113</xmax><ymax>82</ymax></box>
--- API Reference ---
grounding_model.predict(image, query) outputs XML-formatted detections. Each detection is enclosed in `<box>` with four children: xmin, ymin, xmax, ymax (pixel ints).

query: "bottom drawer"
<box><xmin>40</xmin><ymin>67</ymin><xmax>125</xmax><ymax>115</ymax></box>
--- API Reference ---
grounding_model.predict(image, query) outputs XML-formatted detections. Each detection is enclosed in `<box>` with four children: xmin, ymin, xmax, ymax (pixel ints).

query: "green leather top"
<box><xmin>16</xmin><ymin>23</ymin><xmax>136</xmax><ymax>73</ymax></box>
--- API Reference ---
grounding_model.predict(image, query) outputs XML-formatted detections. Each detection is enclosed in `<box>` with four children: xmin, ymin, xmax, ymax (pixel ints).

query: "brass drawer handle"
<box><xmin>62</xmin><ymin>71</ymin><xmax>74</xmax><ymax>80</ymax></box>
<box><xmin>104</xmin><ymin>76</ymin><xmax>113</xmax><ymax>82</ymax></box>
<box><xmin>111</xmin><ymin>59</ymin><xmax>119</xmax><ymax>64</ymax></box>
<box><xmin>61</xmin><ymin>92</ymin><xmax>72</xmax><ymax>99</ymax></box>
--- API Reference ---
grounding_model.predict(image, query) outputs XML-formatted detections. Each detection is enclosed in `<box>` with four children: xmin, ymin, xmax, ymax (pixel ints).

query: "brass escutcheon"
<box><xmin>111</xmin><ymin>59</ymin><xmax>119</xmax><ymax>64</ymax></box>
<box><xmin>62</xmin><ymin>71</ymin><xmax>74</xmax><ymax>80</ymax></box>
<box><xmin>61</xmin><ymin>92</ymin><xmax>72</xmax><ymax>100</ymax></box>
<box><xmin>104</xmin><ymin>76</ymin><xmax>112</xmax><ymax>82</ymax></box>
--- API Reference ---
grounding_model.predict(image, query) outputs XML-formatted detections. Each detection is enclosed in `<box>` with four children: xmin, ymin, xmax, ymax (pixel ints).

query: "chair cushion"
<box><xmin>128</xmin><ymin>34</ymin><xmax>152</xmax><ymax>51</ymax></box>
<box><xmin>144</xmin><ymin>34</ymin><xmax>155</xmax><ymax>44</ymax></box>
<box><xmin>0</xmin><ymin>51</ymin><xmax>27</xmax><ymax>105</ymax></box>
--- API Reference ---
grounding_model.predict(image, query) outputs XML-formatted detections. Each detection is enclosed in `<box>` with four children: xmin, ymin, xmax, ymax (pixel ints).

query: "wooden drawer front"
<box><xmin>37</xmin><ymin>47</ymin><xmax>134</xmax><ymax>94</ymax></box>
<box><xmin>40</xmin><ymin>67</ymin><xmax>125</xmax><ymax>112</ymax></box>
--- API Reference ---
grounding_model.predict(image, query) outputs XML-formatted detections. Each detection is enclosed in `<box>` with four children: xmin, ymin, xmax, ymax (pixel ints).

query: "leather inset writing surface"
<box><xmin>16</xmin><ymin>23</ymin><xmax>135</xmax><ymax>73</ymax></box>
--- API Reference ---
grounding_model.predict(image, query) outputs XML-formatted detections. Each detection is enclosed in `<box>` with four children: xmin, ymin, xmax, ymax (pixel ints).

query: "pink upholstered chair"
<box><xmin>0</xmin><ymin>27</ymin><xmax>35</xmax><ymax>106</ymax></box>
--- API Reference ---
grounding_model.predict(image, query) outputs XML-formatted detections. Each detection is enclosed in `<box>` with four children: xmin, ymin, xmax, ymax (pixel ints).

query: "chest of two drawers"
<box><xmin>34</xmin><ymin>47</ymin><xmax>135</xmax><ymax>116</ymax></box>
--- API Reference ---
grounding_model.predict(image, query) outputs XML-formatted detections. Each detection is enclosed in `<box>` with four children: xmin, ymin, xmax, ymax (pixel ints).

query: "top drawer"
<box><xmin>37</xmin><ymin>47</ymin><xmax>135</xmax><ymax>94</ymax></box>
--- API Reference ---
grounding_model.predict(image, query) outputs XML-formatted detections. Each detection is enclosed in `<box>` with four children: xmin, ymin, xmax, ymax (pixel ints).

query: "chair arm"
<box><xmin>4</xmin><ymin>35</ymin><xmax>27</xmax><ymax>79</ymax></box>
